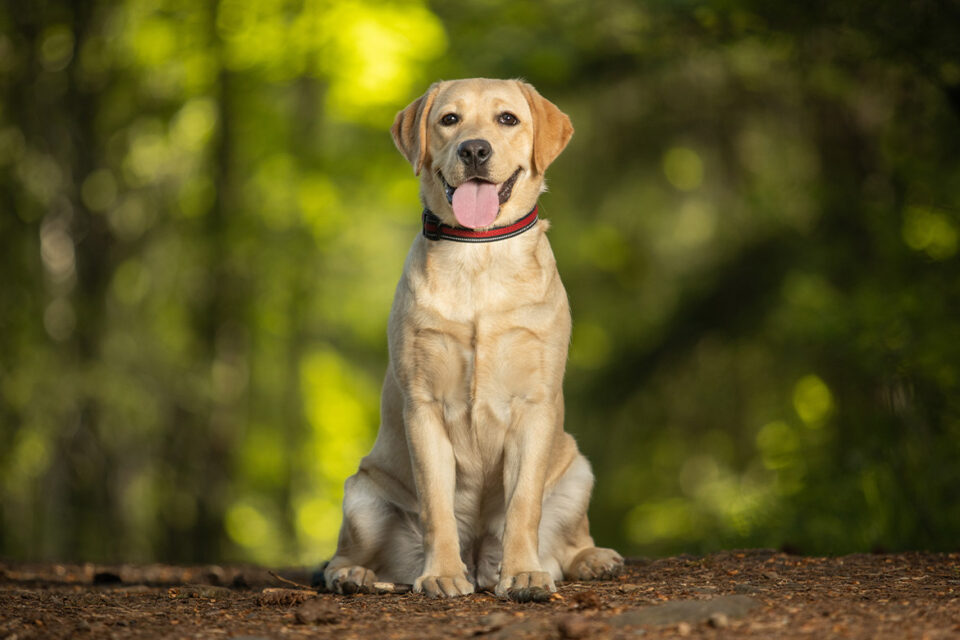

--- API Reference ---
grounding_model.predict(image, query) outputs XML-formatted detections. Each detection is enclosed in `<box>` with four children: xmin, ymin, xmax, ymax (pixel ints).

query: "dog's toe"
<box><xmin>414</xmin><ymin>574</ymin><xmax>474</xmax><ymax>598</ymax></box>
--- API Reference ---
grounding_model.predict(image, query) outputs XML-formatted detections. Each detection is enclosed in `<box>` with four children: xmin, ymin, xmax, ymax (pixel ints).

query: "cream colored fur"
<box><xmin>323</xmin><ymin>78</ymin><xmax>623</xmax><ymax>599</ymax></box>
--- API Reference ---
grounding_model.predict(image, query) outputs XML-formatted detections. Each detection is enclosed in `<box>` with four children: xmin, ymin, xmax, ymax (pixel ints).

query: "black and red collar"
<box><xmin>421</xmin><ymin>206</ymin><xmax>539</xmax><ymax>243</ymax></box>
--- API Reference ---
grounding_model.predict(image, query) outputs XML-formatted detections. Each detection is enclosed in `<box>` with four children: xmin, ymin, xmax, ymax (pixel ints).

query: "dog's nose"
<box><xmin>457</xmin><ymin>139</ymin><xmax>492</xmax><ymax>169</ymax></box>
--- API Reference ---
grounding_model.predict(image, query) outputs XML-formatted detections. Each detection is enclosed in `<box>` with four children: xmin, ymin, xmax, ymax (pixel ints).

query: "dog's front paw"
<box><xmin>327</xmin><ymin>565</ymin><xmax>377</xmax><ymax>594</ymax></box>
<box><xmin>568</xmin><ymin>547</ymin><xmax>624</xmax><ymax>581</ymax></box>
<box><xmin>413</xmin><ymin>574</ymin><xmax>475</xmax><ymax>598</ymax></box>
<box><xmin>495</xmin><ymin>571</ymin><xmax>556</xmax><ymax>602</ymax></box>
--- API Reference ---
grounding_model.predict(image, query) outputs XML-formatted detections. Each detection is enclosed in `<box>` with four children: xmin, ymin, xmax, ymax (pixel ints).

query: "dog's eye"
<box><xmin>440</xmin><ymin>113</ymin><xmax>459</xmax><ymax>126</ymax></box>
<box><xmin>498</xmin><ymin>112</ymin><xmax>519</xmax><ymax>126</ymax></box>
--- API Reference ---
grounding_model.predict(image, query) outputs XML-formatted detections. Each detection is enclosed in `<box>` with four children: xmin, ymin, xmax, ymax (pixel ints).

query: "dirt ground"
<box><xmin>2</xmin><ymin>550</ymin><xmax>958</xmax><ymax>639</ymax></box>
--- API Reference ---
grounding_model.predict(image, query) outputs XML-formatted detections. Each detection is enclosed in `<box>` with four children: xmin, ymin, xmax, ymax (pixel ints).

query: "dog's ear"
<box><xmin>391</xmin><ymin>83</ymin><xmax>441</xmax><ymax>176</ymax></box>
<box><xmin>518</xmin><ymin>82</ymin><xmax>574</xmax><ymax>175</ymax></box>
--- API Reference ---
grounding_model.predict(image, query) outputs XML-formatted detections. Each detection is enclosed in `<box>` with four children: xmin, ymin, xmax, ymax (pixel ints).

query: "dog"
<box><xmin>323</xmin><ymin>78</ymin><xmax>623</xmax><ymax>600</ymax></box>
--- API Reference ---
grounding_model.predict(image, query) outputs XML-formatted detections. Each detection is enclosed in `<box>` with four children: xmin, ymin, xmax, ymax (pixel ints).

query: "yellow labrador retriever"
<box><xmin>324</xmin><ymin>78</ymin><xmax>623</xmax><ymax>600</ymax></box>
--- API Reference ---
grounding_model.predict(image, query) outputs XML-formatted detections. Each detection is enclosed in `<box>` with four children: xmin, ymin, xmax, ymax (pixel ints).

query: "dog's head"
<box><xmin>392</xmin><ymin>78</ymin><xmax>573</xmax><ymax>230</ymax></box>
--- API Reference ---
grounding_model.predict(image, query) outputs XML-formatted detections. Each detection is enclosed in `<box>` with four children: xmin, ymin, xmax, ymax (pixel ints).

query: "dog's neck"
<box><xmin>412</xmin><ymin>209</ymin><xmax>554</xmax><ymax>314</ymax></box>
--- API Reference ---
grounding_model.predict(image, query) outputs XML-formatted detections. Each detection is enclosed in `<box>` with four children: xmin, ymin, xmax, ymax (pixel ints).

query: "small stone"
<box><xmin>557</xmin><ymin>614</ymin><xmax>594</xmax><ymax>639</ymax></box>
<box><xmin>294</xmin><ymin>598</ymin><xmax>339</xmax><ymax>625</ymax></box>
<box><xmin>619</xmin><ymin>583</ymin><xmax>643</xmax><ymax>594</ymax></box>
<box><xmin>677</xmin><ymin>621</ymin><xmax>692</xmax><ymax>635</ymax></box>
<box><xmin>762</xmin><ymin>571</ymin><xmax>780</xmax><ymax>580</ymax></box>
<box><xmin>205</xmin><ymin>566</ymin><xmax>226</xmax><ymax>585</ymax></box>
<box><xmin>570</xmin><ymin>590</ymin><xmax>602</xmax><ymax>610</ymax></box>
<box><xmin>708</xmin><ymin>612</ymin><xmax>729</xmax><ymax>628</ymax></box>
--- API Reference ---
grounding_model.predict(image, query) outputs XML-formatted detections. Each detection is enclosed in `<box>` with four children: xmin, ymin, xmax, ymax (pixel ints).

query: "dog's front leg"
<box><xmin>496</xmin><ymin>403</ymin><xmax>557</xmax><ymax>599</ymax></box>
<box><xmin>406</xmin><ymin>400</ymin><xmax>475</xmax><ymax>598</ymax></box>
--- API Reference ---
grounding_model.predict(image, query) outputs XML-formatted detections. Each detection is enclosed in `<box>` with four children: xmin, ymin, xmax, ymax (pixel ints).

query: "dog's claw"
<box><xmin>511</xmin><ymin>586</ymin><xmax>553</xmax><ymax>603</ymax></box>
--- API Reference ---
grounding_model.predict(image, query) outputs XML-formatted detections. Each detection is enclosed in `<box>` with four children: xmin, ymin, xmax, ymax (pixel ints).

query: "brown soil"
<box><xmin>2</xmin><ymin>550</ymin><xmax>958</xmax><ymax>639</ymax></box>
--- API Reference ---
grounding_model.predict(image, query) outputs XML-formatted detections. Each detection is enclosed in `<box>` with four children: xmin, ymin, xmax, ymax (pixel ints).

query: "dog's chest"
<box><xmin>399</xmin><ymin>240</ymin><xmax>564</xmax><ymax>451</ymax></box>
<box><xmin>413</xmin><ymin>277</ymin><xmax>546</xmax><ymax>417</ymax></box>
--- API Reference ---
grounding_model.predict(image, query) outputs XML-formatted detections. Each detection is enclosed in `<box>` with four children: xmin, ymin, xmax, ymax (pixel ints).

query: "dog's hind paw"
<box><xmin>327</xmin><ymin>566</ymin><xmax>377</xmax><ymax>594</ymax></box>
<box><xmin>567</xmin><ymin>547</ymin><xmax>624</xmax><ymax>581</ymax></box>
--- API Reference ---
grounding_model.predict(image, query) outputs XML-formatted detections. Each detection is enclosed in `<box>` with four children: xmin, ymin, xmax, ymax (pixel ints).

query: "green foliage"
<box><xmin>1</xmin><ymin>0</ymin><xmax>958</xmax><ymax>563</ymax></box>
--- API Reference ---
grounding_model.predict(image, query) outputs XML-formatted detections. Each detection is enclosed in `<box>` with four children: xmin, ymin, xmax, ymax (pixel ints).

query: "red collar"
<box><xmin>422</xmin><ymin>206</ymin><xmax>539</xmax><ymax>243</ymax></box>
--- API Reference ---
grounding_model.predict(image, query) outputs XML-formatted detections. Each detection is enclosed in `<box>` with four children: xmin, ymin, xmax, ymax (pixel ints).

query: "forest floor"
<box><xmin>2</xmin><ymin>550</ymin><xmax>959</xmax><ymax>639</ymax></box>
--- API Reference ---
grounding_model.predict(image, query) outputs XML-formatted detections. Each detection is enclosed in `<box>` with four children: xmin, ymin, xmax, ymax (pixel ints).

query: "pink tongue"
<box><xmin>451</xmin><ymin>180</ymin><xmax>499</xmax><ymax>228</ymax></box>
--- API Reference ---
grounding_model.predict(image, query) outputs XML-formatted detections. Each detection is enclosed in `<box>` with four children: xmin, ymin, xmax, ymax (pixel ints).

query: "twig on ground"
<box><xmin>267</xmin><ymin>571</ymin><xmax>316</xmax><ymax>592</ymax></box>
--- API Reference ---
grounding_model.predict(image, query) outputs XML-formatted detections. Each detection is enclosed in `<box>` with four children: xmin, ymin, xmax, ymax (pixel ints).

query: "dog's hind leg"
<box><xmin>324</xmin><ymin>470</ymin><xmax>396</xmax><ymax>594</ymax></box>
<box><xmin>539</xmin><ymin>453</ymin><xmax>624</xmax><ymax>583</ymax></box>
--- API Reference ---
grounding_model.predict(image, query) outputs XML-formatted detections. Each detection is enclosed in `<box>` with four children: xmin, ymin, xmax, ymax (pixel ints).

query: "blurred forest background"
<box><xmin>2</xmin><ymin>0</ymin><xmax>959</xmax><ymax>567</ymax></box>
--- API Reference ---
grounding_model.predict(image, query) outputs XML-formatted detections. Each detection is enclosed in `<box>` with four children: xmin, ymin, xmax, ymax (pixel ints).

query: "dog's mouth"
<box><xmin>437</xmin><ymin>168</ymin><xmax>522</xmax><ymax>229</ymax></box>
